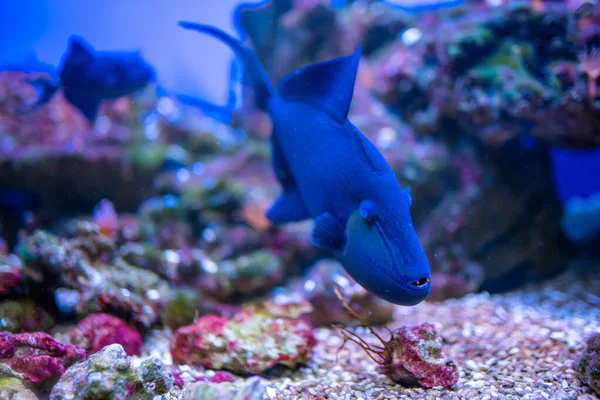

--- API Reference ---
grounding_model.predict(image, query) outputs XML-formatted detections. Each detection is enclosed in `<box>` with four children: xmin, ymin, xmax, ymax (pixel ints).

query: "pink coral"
<box><xmin>69</xmin><ymin>313</ymin><xmax>142</xmax><ymax>356</ymax></box>
<box><xmin>379</xmin><ymin>324</ymin><xmax>459</xmax><ymax>388</ymax></box>
<box><xmin>170</xmin><ymin>315</ymin><xmax>228</xmax><ymax>366</ymax></box>
<box><xmin>0</xmin><ymin>255</ymin><xmax>23</xmax><ymax>296</ymax></box>
<box><xmin>170</xmin><ymin>307</ymin><xmax>315</xmax><ymax>375</ymax></box>
<box><xmin>0</xmin><ymin>332</ymin><xmax>86</xmax><ymax>387</ymax></box>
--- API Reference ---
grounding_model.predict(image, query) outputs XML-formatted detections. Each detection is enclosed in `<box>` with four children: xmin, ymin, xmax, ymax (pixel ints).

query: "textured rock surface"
<box><xmin>182</xmin><ymin>376</ymin><xmax>267</xmax><ymax>400</ymax></box>
<box><xmin>69</xmin><ymin>313</ymin><xmax>142</xmax><ymax>356</ymax></box>
<box><xmin>0</xmin><ymin>376</ymin><xmax>38</xmax><ymax>400</ymax></box>
<box><xmin>0</xmin><ymin>255</ymin><xmax>23</xmax><ymax>296</ymax></box>
<box><xmin>170</xmin><ymin>305</ymin><xmax>316</xmax><ymax>375</ymax></box>
<box><xmin>0</xmin><ymin>300</ymin><xmax>54</xmax><ymax>333</ymax></box>
<box><xmin>19</xmin><ymin>229</ymin><xmax>169</xmax><ymax>328</ymax></box>
<box><xmin>50</xmin><ymin>344</ymin><xmax>173</xmax><ymax>400</ymax></box>
<box><xmin>0</xmin><ymin>332</ymin><xmax>86</xmax><ymax>388</ymax></box>
<box><xmin>577</xmin><ymin>332</ymin><xmax>600</xmax><ymax>395</ymax></box>
<box><xmin>379</xmin><ymin>323</ymin><xmax>459</xmax><ymax>388</ymax></box>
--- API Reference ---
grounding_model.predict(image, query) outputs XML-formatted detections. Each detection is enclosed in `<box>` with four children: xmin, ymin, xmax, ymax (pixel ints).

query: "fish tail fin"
<box><xmin>179</xmin><ymin>22</ymin><xmax>274</xmax><ymax>112</ymax></box>
<box><xmin>28</xmin><ymin>77</ymin><xmax>60</xmax><ymax>106</ymax></box>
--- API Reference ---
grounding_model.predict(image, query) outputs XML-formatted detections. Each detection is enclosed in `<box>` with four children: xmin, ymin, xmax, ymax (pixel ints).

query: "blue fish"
<box><xmin>31</xmin><ymin>36</ymin><xmax>155</xmax><ymax>121</ymax></box>
<box><xmin>180</xmin><ymin>23</ymin><xmax>431</xmax><ymax>306</ymax></box>
<box><xmin>332</xmin><ymin>0</ymin><xmax>464</xmax><ymax>12</ymax></box>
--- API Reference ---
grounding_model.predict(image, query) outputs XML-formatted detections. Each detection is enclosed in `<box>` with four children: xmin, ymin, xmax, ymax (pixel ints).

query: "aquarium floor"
<box><xmin>147</xmin><ymin>270</ymin><xmax>600</xmax><ymax>400</ymax></box>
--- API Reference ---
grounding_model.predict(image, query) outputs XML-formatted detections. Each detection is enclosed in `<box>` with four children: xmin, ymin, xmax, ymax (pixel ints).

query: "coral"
<box><xmin>182</xmin><ymin>376</ymin><xmax>267</xmax><ymax>400</ymax></box>
<box><xmin>50</xmin><ymin>344</ymin><xmax>173</xmax><ymax>400</ymax></box>
<box><xmin>298</xmin><ymin>259</ymin><xmax>394</xmax><ymax>326</ymax></box>
<box><xmin>0</xmin><ymin>300</ymin><xmax>54</xmax><ymax>333</ymax></box>
<box><xmin>170</xmin><ymin>305</ymin><xmax>316</xmax><ymax>375</ymax></box>
<box><xmin>335</xmin><ymin>291</ymin><xmax>458</xmax><ymax>388</ymax></box>
<box><xmin>0</xmin><ymin>332</ymin><xmax>86</xmax><ymax>388</ymax></box>
<box><xmin>0</xmin><ymin>254</ymin><xmax>23</xmax><ymax>296</ymax></box>
<box><xmin>19</xmin><ymin>229</ymin><xmax>169</xmax><ymax>328</ymax></box>
<box><xmin>377</xmin><ymin>324</ymin><xmax>459</xmax><ymax>388</ymax></box>
<box><xmin>577</xmin><ymin>333</ymin><xmax>600</xmax><ymax>395</ymax></box>
<box><xmin>69</xmin><ymin>313</ymin><xmax>142</xmax><ymax>356</ymax></box>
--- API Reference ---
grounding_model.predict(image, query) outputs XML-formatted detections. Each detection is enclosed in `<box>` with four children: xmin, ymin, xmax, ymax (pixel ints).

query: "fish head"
<box><xmin>340</xmin><ymin>192</ymin><xmax>431</xmax><ymax>306</ymax></box>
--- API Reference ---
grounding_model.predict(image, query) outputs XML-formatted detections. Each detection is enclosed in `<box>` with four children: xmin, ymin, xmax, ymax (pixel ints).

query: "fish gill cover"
<box><xmin>0</xmin><ymin>0</ymin><xmax>599</xmax><ymax>399</ymax></box>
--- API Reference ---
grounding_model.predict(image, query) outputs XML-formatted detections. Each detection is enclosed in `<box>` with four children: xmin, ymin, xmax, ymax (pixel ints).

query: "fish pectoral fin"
<box><xmin>64</xmin><ymin>90</ymin><xmax>100</xmax><ymax>121</ymax></box>
<box><xmin>311</xmin><ymin>213</ymin><xmax>346</xmax><ymax>251</ymax></box>
<box><xmin>271</xmin><ymin>133</ymin><xmax>295</xmax><ymax>187</ymax></box>
<box><xmin>266</xmin><ymin>187</ymin><xmax>310</xmax><ymax>224</ymax></box>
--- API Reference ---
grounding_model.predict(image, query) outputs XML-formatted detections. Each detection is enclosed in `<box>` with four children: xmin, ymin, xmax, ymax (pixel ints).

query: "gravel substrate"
<box><xmin>148</xmin><ymin>269</ymin><xmax>600</xmax><ymax>400</ymax></box>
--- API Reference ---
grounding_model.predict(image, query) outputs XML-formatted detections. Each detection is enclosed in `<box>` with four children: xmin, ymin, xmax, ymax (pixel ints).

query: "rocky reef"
<box><xmin>578</xmin><ymin>332</ymin><xmax>600</xmax><ymax>395</ymax></box>
<box><xmin>0</xmin><ymin>332</ymin><xmax>86</xmax><ymax>388</ymax></box>
<box><xmin>50</xmin><ymin>344</ymin><xmax>173</xmax><ymax>400</ymax></box>
<box><xmin>0</xmin><ymin>0</ymin><xmax>599</xmax><ymax>399</ymax></box>
<box><xmin>170</xmin><ymin>304</ymin><xmax>316</xmax><ymax>375</ymax></box>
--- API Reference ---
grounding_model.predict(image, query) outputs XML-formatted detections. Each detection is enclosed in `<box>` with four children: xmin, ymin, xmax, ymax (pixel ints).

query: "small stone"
<box><xmin>183</xmin><ymin>376</ymin><xmax>267</xmax><ymax>400</ymax></box>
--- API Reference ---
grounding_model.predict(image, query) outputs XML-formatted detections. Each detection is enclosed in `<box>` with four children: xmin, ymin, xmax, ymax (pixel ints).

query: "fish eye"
<box><xmin>409</xmin><ymin>277</ymin><xmax>430</xmax><ymax>288</ymax></box>
<box><xmin>359</xmin><ymin>200</ymin><xmax>377</xmax><ymax>223</ymax></box>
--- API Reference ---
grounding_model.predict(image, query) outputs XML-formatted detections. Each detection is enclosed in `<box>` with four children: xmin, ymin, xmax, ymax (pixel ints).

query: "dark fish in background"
<box><xmin>233</xmin><ymin>0</ymin><xmax>293</xmax><ymax>46</ymax></box>
<box><xmin>30</xmin><ymin>36</ymin><xmax>155</xmax><ymax>121</ymax></box>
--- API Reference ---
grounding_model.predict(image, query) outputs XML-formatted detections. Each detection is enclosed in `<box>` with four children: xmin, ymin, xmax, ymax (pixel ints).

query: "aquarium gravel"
<box><xmin>142</xmin><ymin>271</ymin><xmax>600</xmax><ymax>400</ymax></box>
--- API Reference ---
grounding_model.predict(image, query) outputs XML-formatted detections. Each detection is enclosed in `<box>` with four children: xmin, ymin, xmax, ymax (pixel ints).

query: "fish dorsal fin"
<box><xmin>277</xmin><ymin>47</ymin><xmax>362</xmax><ymax>122</ymax></box>
<box><xmin>68</xmin><ymin>36</ymin><xmax>94</xmax><ymax>64</ymax></box>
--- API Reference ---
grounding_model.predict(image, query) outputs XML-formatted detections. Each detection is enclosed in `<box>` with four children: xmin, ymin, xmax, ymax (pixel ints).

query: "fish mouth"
<box><xmin>409</xmin><ymin>277</ymin><xmax>431</xmax><ymax>289</ymax></box>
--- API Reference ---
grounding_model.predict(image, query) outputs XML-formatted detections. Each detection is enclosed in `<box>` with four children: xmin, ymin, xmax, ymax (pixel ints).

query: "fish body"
<box><xmin>240</xmin><ymin>0</ymin><xmax>464</xmax><ymax>15</ymax></box>
<box><xmin>33</xmin><ymin>36</ymin><xmax>154</xmax><ymax>121</ymax></box>
<box><xmin>180</xmin><ymin>23</ymin><xmax>431</xmax><ymax>306</ymax></box>
<box><xmin>378</xmin><ymin>0</ymin><xmax>464</xmax><ymax>12</ymax></box>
